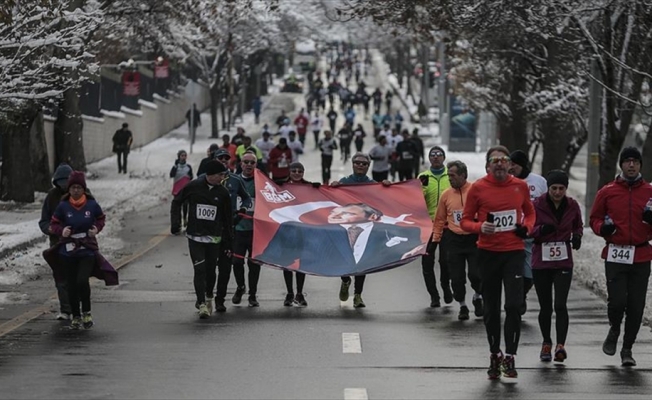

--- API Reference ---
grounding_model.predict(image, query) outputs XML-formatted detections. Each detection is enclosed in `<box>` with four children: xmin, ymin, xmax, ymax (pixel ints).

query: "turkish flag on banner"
<box><xmin>122</xmin><ymin>71</ymin><xmax>141</xmax><ymax>96</ymax></box>
<box><xmin>251</xmin><ymin>170</ymin><xmax>431</xmax><ymax>277</ymax></box>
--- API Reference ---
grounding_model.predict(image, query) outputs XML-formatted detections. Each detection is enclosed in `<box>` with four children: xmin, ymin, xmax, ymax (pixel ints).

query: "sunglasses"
<box><xmin>217</xmin><ymin>156</ymin><xmax>230</xmax><ymax>160</ymax></box>
<box><xmin>353</xmin><ymin>161</ymin><xmax>369</xmax><ymax>166</ymax></box>
<box><xmin>429</xmin><ymin>151</ymin><xmax>444</xmax><ymax>157</ymax></box>
<box><xmin>241</xmin><ymin>160</ymin><xmax>256</xmax><ymax>165</ymax></box>
<box><xmin>488</xmin><ymin>156</ymin><xmax>511</xmax><ymax>164</ymax></box>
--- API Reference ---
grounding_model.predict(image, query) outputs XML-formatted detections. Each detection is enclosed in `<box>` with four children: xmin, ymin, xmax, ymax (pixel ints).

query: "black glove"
<box><xmin>311</xmin><ymin>182</ymin><xmax>321</xmax><ymax>188</ymax></box>
<box><xmin>426</xmin><ymin>240</ymin><xmax>438</xmax><ymax>255</ymax></box>
<box><xmin>571</xmin><ymin>234</ymin><xmax>582</xmax><ymax>250</ymax></box>
<box><xmin>600</xmin><ymin>223</ymin><xmax>616</xmax><ymax>236</ymax></box>
<box><xmin>514</xmin><ymin>224</ymin><xmax>529</xmax><ymax>239</ymax></box>
<box><xmin>171</xmin><ymin>226</ymin><xmax>180</xmax><ymax>235</ymax></box>
<box><xmin>643</xmin><ymin>209</ymin><xmax>652</xmax><ymax>224</ymax></box>
<box><xmin>540</xmin><ymin>224</ymin><xmax>556</xmax><ymax>235</ymax></box>
<box><xmin>419</xmin><ymin>175</ymin><xmax>429</xmax><ymax>187</ymax></box>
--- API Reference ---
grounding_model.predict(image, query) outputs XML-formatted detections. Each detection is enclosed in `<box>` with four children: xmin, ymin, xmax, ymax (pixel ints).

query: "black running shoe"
<box><xmin>294</xmin><ymin>293</ymin><xmax>308</xmax><ymax>307</ymax></box>
<box><xmin>232</xmin><ymin>286</ymin><xmax>246</xmax><ymax>305</ymax></box>
<box><xmin>501</xmin><ymin>355</ymin><xmax>518</xmax><ymax>378</ymax></box>
<box><xmin>430</xmin><ymin>297</ymin><xmax>441</xmax><ymax>308</ymax></box>
<box><xmin>472</xmin><ymin>297</ymin><xmax>484</xmax><ymax>317</ymax></box>
<box><xmin>602</xmin><ymin>328</ymin><xmax>619</xmax><ymax>356</ymax></box>
<box><xmin>248</xmin><ymin>295</ymin><xmax>260</xmax><ymax>307</ymax></box>
<box><xmin>458</xmin><ymin>306</ymin><xmax>470</xmax><ymax>320</ymax></box>
<box><xmin>443</xmin><ymin>286</ymin><xmax>453</xmax><ymax>304</ymax></box>
<box><xmin>487</xmin><ymin>352</ymin><xmax>503</xmax><ymax>380</ymax></box>
<box><xmin>215</xmin><ymin>298</ymin><xmax>227</xmax><ymax>313</ymax></box>
<box><xmin>284</xmin><ymin>293</ymin><xmax>294</xmax><ymax>307</ymax></box>
<box><xmin>621</xmin><ymin>348</ymin><xmax>636</xmax><ymax>367</ymax></box>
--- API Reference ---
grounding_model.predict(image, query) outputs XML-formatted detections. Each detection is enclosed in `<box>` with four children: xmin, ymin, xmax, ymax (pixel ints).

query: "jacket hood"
<box><xmin>51</xmin><ymin>164</ymin><xmax>73</xmax><ymax>187</ymax></box>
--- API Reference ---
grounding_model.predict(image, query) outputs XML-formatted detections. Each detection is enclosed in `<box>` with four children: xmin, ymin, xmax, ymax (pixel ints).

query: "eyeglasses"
<box><xmin>290</xmin><ymin>169</ymin><xmax>304</xmax><ymax>173</ymax></box>
<box><xmin>217</xmin><ymin>156</ymin><xmax>230</xmax><ymax>161</ymax></box>
<box><xmin>353</xmin><ymin>161</ymin><xmax>369</xmax><ymax>166</ymax></box>
<box><xmin>488</xmin><ymin>156</ymin><xmax>511</xmax><ymax>164</ymax></box>
<box><xmin>242</xmin><ymin>160</ymin><xmax>256</xmax><ymax>165</ymax></box>
<box><xmin>430</xmin><ymin>151</ymin><xmax>444</xmax><ymax>157</ymax></box>
<box><xmin>622</xmin><ymin>158</ymin><xmax>641</xmax><ymax>165</ymax></box>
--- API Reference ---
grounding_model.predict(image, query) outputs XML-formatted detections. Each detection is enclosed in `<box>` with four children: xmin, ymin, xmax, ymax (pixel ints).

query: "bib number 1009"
<box><xmin>196</xmin><ymin>204</ymin><xmax>217</xmax><ymax>221</ymax></box>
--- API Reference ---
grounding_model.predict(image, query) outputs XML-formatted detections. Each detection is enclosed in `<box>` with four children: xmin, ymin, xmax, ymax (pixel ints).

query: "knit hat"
<box><xmin>289</xmin><ymin>162</ymin><xmax>305</xmax><ymax>171</ymax></box>
<box><xmin>619</xmin><ymin>146</ymin><xmax>642</xmax><ymax>166</ymax></box>
<box><xmin>204</xmin><ymin>160</ymin><xmax>227</xmax><ymax>176</ymax></box>
<box><xmin>546</xmin><ymin>169</ymin><xmax>569</xmax><ymax>188</ymax></box>
<box><xmin>52</xmin><ymin>163</ymin><xmax>73</xmax><ymax>188</ymax></box>
<box><xmin>429</xmin><ymin>146</ymin><xmax>446</xmax><ymax>158</ymax></box>
<box><xmin>509</xmin><ymin>150</ymin><xmax>529</xmax><ymax>169</ymax></box>
<box><xmin>67</xmin><ymin>171</ymin><xmax>87</xmax><ymax>190</ymax></box>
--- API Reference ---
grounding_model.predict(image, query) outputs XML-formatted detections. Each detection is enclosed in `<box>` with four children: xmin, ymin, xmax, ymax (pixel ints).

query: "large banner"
<box><xmin>251</xmin><ymin>170</ymin><xmax>431</xmax><ymax>277</ymax></box>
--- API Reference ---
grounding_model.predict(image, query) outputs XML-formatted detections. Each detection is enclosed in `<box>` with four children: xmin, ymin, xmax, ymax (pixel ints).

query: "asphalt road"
<box><xmin>1</xmin><ymin>55</ymin><xmax>651</xmax><ymax>400</ymax></box>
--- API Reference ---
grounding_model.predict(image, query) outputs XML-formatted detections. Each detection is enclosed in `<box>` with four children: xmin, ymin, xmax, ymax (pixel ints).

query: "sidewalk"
<box><xmin>0</xmin><ymin>86</ymin><xmax>299</xmax><ymax>289</ymax></box>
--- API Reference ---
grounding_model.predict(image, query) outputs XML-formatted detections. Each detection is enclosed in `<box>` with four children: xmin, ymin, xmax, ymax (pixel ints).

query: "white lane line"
<box><xmin>342</xmin><ymin>332</ymin><xmax>362</xmax><ymax>353</ymax></box>
<box><xmin>344</xmin><ymin>388</ymin><xmax>368</xmax><ymax>400</ymax></box>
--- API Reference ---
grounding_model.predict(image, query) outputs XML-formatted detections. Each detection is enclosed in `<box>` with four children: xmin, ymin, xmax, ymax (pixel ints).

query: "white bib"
<box><xmin>196</xmin><ymin>204</ymin><xmax>217</xmax><ymax>221</ymax></box>
<box><xmin>493</xmin><ymin>210</ymin><xmax>517</xmax><ymax>232</ymax></box>
<box><xmin>452</xmin><ymin>210</ymin><xmax>463</xmax><ymax>226</ymax></box>
<box><xmin>65</xmin><ymin>243</ymin><xmax>76</xmax><ymax>252</ymax></box>
<box><xmin>542</xmin><ymin>242</ymin><xmax>568</xmax><ymax>261</ymax></box>
<box><xmin>607</xmin><ymin>244</ymin><xmax>635</xmax><ymax>265</ymax></box>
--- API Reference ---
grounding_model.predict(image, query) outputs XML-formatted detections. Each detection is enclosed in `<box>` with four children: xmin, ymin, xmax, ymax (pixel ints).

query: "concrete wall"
<box><xmin>43</xmin><ymin>82</ymin><xmax>210</xmax><ymax>171</ymax></box>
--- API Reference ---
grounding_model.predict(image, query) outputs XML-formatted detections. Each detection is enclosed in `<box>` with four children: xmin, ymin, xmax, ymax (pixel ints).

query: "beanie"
<box><xmin>67</xmin><ymin>171</ymin><xmax>87</xmax><ymax>190</ymax></box>
<box><xmin>619</xmin><ymin>146</ymin><xmax>642</xmax><ymax>166</ymax></box>
<box><xmin>52</xmin><ymin>163</ymin><xmax>73</xmax><ymax>187</ymax></box>
<box><xmin>546</xmin><ymin>169</ymin><xmax>569</xmax><ymax>188</ymax></box>
<box><xmin>289</xmin><ymin>162</ymin><xmax>305</xmax><ymax>171</ymax></box>
<box><xmin>204</xmin><ymin>160</ymin><xmax>227</xmax><ymax>176</ymax></box>
<box><xmin>509</xmin><ymin>150</ymin><xmax>529</xmax><ymax>169</ymax></box>
<box><xmin>429</xmin><ymin>146</ymin><xmax>446</xmax><ymax>158</ymax></box>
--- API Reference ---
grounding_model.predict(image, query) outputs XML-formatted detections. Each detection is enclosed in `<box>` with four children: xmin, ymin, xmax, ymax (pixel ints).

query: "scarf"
<box><xmin>69</xmin><ymin>194</ymin><xmax>87</xmax><ymax>210</ymax></box>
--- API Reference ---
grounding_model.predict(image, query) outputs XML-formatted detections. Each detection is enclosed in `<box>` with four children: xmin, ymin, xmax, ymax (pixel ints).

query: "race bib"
<box><xmin>65</xmin><ymin>243</ymin><xmax>75</xmax><ymax>252</ymax></box>
<box><xmin>402</xmin><ymin>151</ymin><xmax>414</xmax><ymax>159</ymax></box>
<box><xmin>607</xmin><ymin>244</ymin><xmax>635</xmax><ymax>265</ymax></box>
<box><xmin>542</xmin><ymin>242</ymin><xmax>568</xmax><ymax>261</ymax></box>
<box><xmin>452</xmin><ymin>210</ymin><xmax>463</xmax><ymax>226</ymax></box>
<box><xmin>493</xmin><ymin>210</ymin><xmax>517</xmax><ymax>232</ymax></box>
<box><xmin>196</xmin><ymin>204</ymin><xmax>217</xmax><ymax>221</ymax></box>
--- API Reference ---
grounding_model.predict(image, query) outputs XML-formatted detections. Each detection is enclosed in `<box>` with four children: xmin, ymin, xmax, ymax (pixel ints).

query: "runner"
<box><xmin>171</xmin><ymin>160</ymin><xmax>233</xmax><ymax>319</ymax></box>
<box><xmin>311</xmin><ymin>111</ymin><xmax>323</xmax><ymax>149</ymax></box>
<box><xmin>530</xmin><ymin>170</ymin><xmax>583</xmax><ymax>363</ymax></box>
<box><xmin>368</xmin><ymin>135</ymin><xmax>391</xmax><ymax>182</ymax></box>
<box><xmin>589</xmin><ymin>147</ymin><xmax>652</xmax><ymax>367</ymax></box>
<box><xmin>318</xmin><ymin>130</ymin><xmax>338</xmax><ymax>184</ymax></box>
<box><xmin>169</xmin><ymin>150</ymin><xmax>193</xmax><ymax>230</ymax></box>
<box><xmin>417</xmin><ymin>146</ymin><xmax>452</xmax><ymax>307</ymax></box>
<box><xmin>460</xmin><ymin>145</ymin><xmax>535</xmax><ymax>379</ymax></box>
<box><xmin>432</xmin><ymin>161</ymin><xmax>483</xmax><ymax>320</ymax></box>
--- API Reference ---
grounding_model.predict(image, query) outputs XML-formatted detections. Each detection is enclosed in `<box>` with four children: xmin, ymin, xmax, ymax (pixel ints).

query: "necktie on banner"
<box><xmin>250</xmin><ymin>170</ymin><xmax>432</xmax><ymax>277</ymax></box>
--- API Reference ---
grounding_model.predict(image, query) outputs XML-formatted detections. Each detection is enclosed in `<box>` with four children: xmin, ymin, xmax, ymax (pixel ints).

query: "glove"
<box><xmin>426</xmin><ymin>240</ymin><xmax>438</xmax><ymax>255</ymax></box>
<box><xmin>311</xmin><ymin>182</ymin><xmax>321</xmax><ymax>188</ymax></box>
<box><xmin>540</xmin><ymin>224</ymin><xmax>556</xmax><ymax>236</ymax></box>
<box><xmin>643</xmin><ymin>209</ymin><xmax>652</xmax><ymax>224</ymax></box>
<box><xmin>600</xmin><ymin>223</ymin><xmax>616</xmax><ymax>236</ymax></box>
<box><xmin>419</xmin><ymin>175</ymin><xmax>429</xmax><ymax>187</ymax></box>
<box><xmin>513</xmin><ymin>224</ymin><xmax>529</xmax><ymax>239</ymax></box>
<box><xmin>571</xmin><ymin>234</ymin><xmax>582</xmax><ymax>250</ymax></box>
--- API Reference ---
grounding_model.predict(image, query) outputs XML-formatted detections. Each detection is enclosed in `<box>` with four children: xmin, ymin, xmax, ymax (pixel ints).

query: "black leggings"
<box><xmin>421</xmin><ymin>239</ymin><xmax>451</xmax><ymax>300</ymax></box>
<box><xmin>187</xmin><ymin>240</ymin><xmax>220</xmax><ymax>305</ymax></box>
<box><xmin>232</xmin><ymin>230</ymin><xmax>261</xmax><ymax>295</ymax></box>
<box><xmin>64</xmin><ymin>256</ymin><xmax>95</xmax><ymax>317</ymax></box>
<box><xmin>533</xmin><ymin>268</ymin><xmax>573</xmax><ymax>345</ymax></box>
<box><xmin>342</xmin><ymin>275</ymin><xmax>366</xmax><ymax>294</ymax></box>
<box><xmin>321</xmin><ymin>155</ymin><xmax>333</xmax><ymax>184</ymax></box>
<box><xmin>283</xmin><ymin>271</ymin><xmax>306</xmax><ymax>294</ymax></box>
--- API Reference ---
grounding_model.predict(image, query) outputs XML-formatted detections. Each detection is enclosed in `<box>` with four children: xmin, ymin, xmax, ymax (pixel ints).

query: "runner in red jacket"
<box><xmin>589</xmin><ymin>146</ymin><xmax>652</xmax><ymax>367</ymax></box>
<box><xmin>460</xmin><ymin>145</ymin><xmax>535</xmax><ymax>379</ymax></box>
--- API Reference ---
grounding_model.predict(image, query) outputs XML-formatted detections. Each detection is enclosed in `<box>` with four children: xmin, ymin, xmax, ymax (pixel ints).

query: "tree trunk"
<box><xmin>54</xmin><ymin>88</ymin><xmax>86</xmax><ymax>170</ymax></box>
<box><xmin>497</xmin><ymin>108</ymin><xmax>527</xmax><ymax>153</ymax></box>
<box><xmin>210</xmin><ymin>80</ymin><xmax>219</xmax><ymax>138</ymax></box>
<box><xmin>30</xmin><ymin>110</ymin><xmax>52</xmax><ymax>192</ymax></box>
<box><xmin>541</xmin><ymin>117</ymin><xmax>572</xmax><ymax>174</ymax></box>
<box><xmin>0</xmin><ymin>103</ymin><xmax>39</xmax><ymax>202</ymax></box>
<box><xmin>640</xmin><ymin>119</ymin><xmax>652</xmax><ymax>181</ymax></box>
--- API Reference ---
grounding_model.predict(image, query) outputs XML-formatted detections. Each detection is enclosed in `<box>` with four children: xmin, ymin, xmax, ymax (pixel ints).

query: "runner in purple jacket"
<box><xmin>529</xmin><ymin>170</ymin><xmax>583</xmax><ymax>364</ymax></box>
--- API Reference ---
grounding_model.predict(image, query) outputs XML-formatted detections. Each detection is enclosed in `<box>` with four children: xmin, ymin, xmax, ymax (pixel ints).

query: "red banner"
<box><xmin>122</xmin><ymin>71</ymin><xmax>141</xmax><ymax>96</ymax></box>
<box><xmin>154</xmin><ymin>59</ymin><xmax>169</xmax><ymax>78</ymax></box>
<box><xmin>251</xmin><ymin>170</ymin><xmax>431</xmax><ymax>277</ymax></box>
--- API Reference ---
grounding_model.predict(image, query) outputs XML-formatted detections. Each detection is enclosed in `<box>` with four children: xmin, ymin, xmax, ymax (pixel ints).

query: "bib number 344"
<box><xmin>607</xmin><ymin>244</ymin><xmax>635</xmax><ymax>265</ymax></box>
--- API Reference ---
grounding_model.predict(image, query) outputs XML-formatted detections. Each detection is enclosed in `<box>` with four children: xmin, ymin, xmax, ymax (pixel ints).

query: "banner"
<box><xmin>122</xmin><ymin>71</ymin><xmax>141</xmax><ymax>96</ymax></box>
<box><xmin>251</xmin><ymin>170</ymin><xmax>431</xmax><ymax>277</ymax></box>
<box><xmin>154</xmin><ymin>59</ymin><xmax>169</xmax><ymax>78</ymax></box>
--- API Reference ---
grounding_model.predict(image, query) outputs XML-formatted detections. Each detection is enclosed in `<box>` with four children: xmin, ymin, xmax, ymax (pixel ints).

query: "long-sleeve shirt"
<box><xmin>460</xmin><ymin>174</ymin><xmax>535</xmax><ymax>252</ymax></box>
<box><xmin>433</xmin><ymin>181</ymin><xmax>473</xmax><ymax>242</ymax></box>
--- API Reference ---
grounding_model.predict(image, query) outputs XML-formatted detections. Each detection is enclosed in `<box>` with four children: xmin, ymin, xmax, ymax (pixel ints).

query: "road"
<box><xmin>0</xmin><ymin>54</ymin><xmax>651</xmax><ymax>400</ymax></box>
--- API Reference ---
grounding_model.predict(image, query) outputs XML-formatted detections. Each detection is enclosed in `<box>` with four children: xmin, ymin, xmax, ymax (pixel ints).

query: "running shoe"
<box><xmin>487</xmin><ymin>352</ymin><xmax>503</xmax><ymax>380</ymax></box>
<box><xmin>339</xmin><ymin>279</ymin><xmax>351</xmax><ymax>301</ymax></box>
<box><xmin>294</xmin><ymin>293</ymin><xmax>308</xmax><ymax>307</ymax></box>
<box><xmin>620</xmin><ymin>348</ymin><xmax>636</xmax><ymax>367</ymax></box>
<box><xmin>70</xmin><ymin>316</ymin><xmax>82</xmax><ymax>330</ymax></box>
<box><xmin>458</xmin><ymin>306</ymin><xmax>470</xmax><ymax>321</ymax></box>
<box><xmin>55</xmin><ymin>312</ymin><xmax>70</xmax><ymax>321</ymax></box>
<box><xmin>232</xmin><ymin>286</ymin><xmax>246</xmax><ymax>304</ymax></box>
<box><xmin>205</xmin><ymin>295</ymin><xmax>214</xmax><ymax>315</ymax></box>
<box><xmin>472</xmin><ymin>297</ymin><xmax>484</xmax><ymax>317</ymax></box>
<box><xmin>430</xmin><ymin>296</ymin><xmax>441</xmax><ymax>308</ymax></box>
<box><xmin>248</xmin><ymin>295</ymin><xmax>260</xmax><ymax>307</ymax></box>
<box><xmin>82</xmin><ymin>312</ymin><xmax>93</xmax><ymax>329</ymax></box>
<box><xmin>553</xmin><ymin>344</ymin><xmax>567</xmax><ymax>362</ymax></box>
<box><xmin>353</xmin><ymin>294</ymin><xmax>366</xmax><ymax>308</ymax></box>
<box><xmin>284</xmin><ymin>293</ymin><xmax>294</xmax><ymax>307</ymax></box>
<box><xmin>540</xmin><ymin>342</ymin><xmax>552</xmax><ymax>362</ymax></box>
<box><xmin>214</xmin><ymin>298</ymin><xmax>227</xmax><ymax>313</ymax></box>
<box><xmin>501</xmin><ymin>355</ymin><xmax>518</xmax><ymax>378</ymax></box>
<box><xmin>198</xmin><ymin>303</ymin><xmax>210</xmax><ymax>319</ymax></box>
<box><xmin>602</xmin><ymin>328</ymin><xmax>619</xmax><ymax>356</ymax></box>
<box><xmin>443</xmin><ymin>286</ymin><xmax>453</xmax><ymax>304</ymax></box>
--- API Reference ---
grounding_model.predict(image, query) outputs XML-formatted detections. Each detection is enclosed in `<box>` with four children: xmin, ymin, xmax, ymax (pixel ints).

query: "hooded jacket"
<box><xmin>39</xmin><ymin>164</ymin><xmax>73</xmax><ymax>245</ymax></box>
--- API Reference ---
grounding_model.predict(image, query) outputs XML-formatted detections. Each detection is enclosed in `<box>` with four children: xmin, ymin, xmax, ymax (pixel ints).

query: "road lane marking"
<box><xmin>342</xmin><ymin>332</ymin><xmax>362</xmax><ymax>353</ymax></box>
<box><xmin>344</xmin><ymin>388</ymin><xmax>368</xmax><ymax>400</ymax></box>
<box><xmin>0</xmin><ymin>227</ymin><xmax>170</xmax><ymax>338</ymax></box>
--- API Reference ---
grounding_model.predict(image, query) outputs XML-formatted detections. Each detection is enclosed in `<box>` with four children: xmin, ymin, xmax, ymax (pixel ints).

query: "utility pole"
<box><xmin>422</xmin><ymin>43</ymin><xmax>429</xmax><ymax>129</ymax></box>
<box><xmin>585</xmin><ymin>58</ymin><xmax>602</xmax><ymax>221</ymax></box>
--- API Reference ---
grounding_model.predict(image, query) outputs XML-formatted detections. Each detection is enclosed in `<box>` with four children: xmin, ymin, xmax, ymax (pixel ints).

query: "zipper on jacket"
<box><xmin>629</xmin><ymin>186</ymin><xmax>633</xmax><ymax>245</ymax></box>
